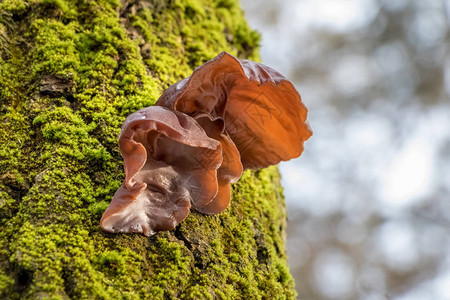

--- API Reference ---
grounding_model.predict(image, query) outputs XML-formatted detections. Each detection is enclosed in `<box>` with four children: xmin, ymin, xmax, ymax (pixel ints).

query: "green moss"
<box><xmin>0</xmin><ymin>0</ymin><xmax>28</xmax><ymax>12</ymax></box>
<box><xmin>0</xmin><ymin>0</ymin><xmax>295</xmax><ymax>299</ymax></box>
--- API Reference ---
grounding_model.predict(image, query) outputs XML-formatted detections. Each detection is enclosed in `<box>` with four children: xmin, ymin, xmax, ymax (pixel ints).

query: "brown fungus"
<box><xmin>101</xmin><ymin>52</ymin><xmax>312</xmax><ymax>236</ymax></box>
<box><xmin>156</xmin><ymin>51</ymin><xmax>312</xmax><ymax>169</ymax></box>
<box><xmin>192</xmin><ymin>113</ymin><xmax>243</xmax><ymax>214</ymax></box>
<box><xmin>100</xmin><ymin>106</ymin><xmax>223</xmax><ymax>236</ymax></box>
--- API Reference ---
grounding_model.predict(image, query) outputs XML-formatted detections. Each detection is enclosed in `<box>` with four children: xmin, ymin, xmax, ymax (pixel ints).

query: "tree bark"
<box><xmin>0</xmin><ymin>0</ymin><xmax>296</xmax><ymax>299</ymax></box>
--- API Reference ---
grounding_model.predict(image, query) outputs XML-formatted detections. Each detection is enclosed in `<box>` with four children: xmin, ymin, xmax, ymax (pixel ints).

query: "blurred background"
<box><xmin>240</xmin><ymin>0</ymin><xmax>450</xmax><ymax>299</ymax></box>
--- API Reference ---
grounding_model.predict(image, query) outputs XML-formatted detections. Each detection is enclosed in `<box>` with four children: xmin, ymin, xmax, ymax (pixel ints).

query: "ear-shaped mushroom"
<box><xmin>156</xmin><ymin>51</ymin><xmax>312</xmax><ymax>169</ymax></box>
<box><xmin>100</xmin><ymin>106</ymin><xmax>223</xmax><ymax>236</ymax></box>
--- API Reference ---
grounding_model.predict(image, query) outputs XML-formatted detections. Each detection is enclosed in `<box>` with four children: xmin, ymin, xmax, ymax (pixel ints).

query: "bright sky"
<box><xmin>290</xmin><ymin>0</ymin><xmax>379</xmax><ymax>33</ymax></box>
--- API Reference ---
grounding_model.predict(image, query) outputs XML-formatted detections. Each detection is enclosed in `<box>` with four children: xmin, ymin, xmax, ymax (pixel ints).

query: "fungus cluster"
<box><xmin>100</xmin><ymin>52</ymin><xmax>312</xmax><ymax>236</ymax></box>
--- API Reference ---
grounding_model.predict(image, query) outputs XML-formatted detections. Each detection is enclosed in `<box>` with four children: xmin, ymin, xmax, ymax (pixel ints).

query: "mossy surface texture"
<box><xmin>0</xmin><ymin>0</ymin><xmax>296</xmax><ymax>299</ymax></box>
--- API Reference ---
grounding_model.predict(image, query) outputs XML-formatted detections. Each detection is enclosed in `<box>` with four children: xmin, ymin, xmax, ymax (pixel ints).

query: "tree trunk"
<box><xmin>0</xmin><ymin>0</ymin><xmax>296</xmax><ymax>299</ymax></box>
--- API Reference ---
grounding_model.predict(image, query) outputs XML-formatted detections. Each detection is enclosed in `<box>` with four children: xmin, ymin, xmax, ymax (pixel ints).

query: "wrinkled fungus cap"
<box><xmin>101</xmin><ymin>52</ymin><xmax>312</xmax><ymax>236</ymax></box>
<box><xmin>100</xmin><ymin>106</ymin><xmax>223</xmax><ymax>236</ymax></box>
<box><xmin>192</xmin><ymin>113</ymin><xmax>243</xmax><ymax>214</ymax></box>
<box><xmin>156</xmin><ymin>51</ymin><xmax>312</xmax><ymax>169</ymax></box>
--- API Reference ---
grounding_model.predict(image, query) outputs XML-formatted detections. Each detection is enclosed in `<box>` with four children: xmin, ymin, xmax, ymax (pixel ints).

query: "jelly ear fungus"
<box><xmin>100</xmin><ymin>106</ymin><xmax>223</xmax><ymax>236</ymax></box>
<box><xmin>156</xmin><ymin>51</ymin><xmax>312</xmax><ymax>169</ymax></box>
<box><xmin>101</xmin><ymin>52</ymin><xmax>312</xmax><ymax>236</ymax></box>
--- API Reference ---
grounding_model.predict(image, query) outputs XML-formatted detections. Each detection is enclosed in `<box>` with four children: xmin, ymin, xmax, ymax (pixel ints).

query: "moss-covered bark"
<box><xmin>0</xmin><ymin>0</ymin><xmax>297</xmax><ymax>299</ymax></box>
